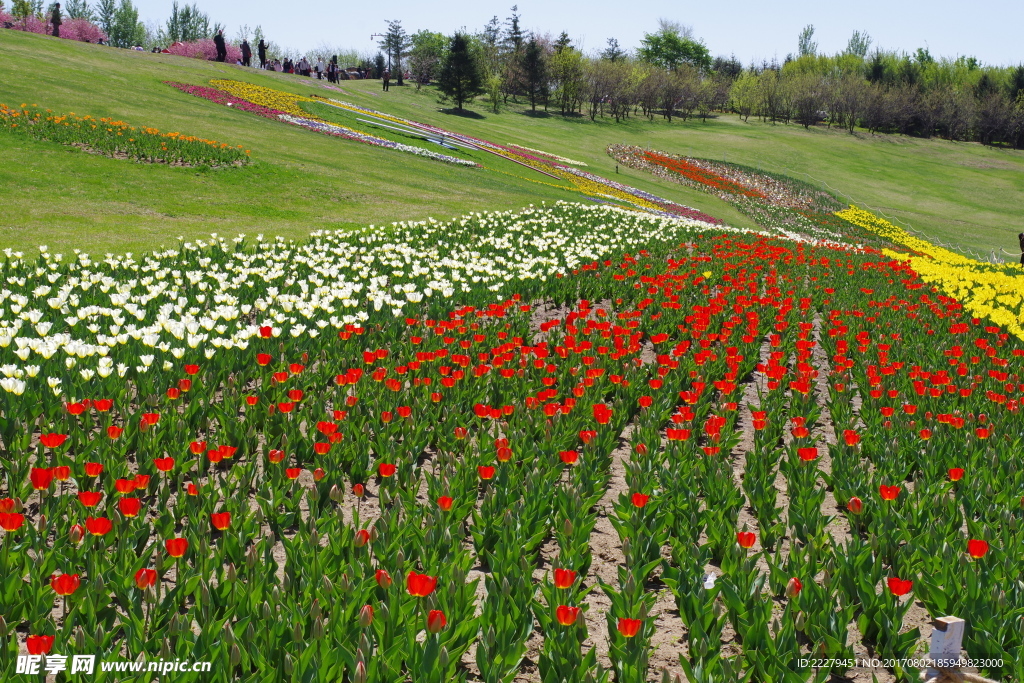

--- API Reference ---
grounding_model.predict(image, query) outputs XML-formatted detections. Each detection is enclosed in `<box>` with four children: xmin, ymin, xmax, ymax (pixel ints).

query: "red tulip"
<box><xmin>352</xmin><ymin>483</ymin><xmax>365</xmax><ymax>498</ymax></box>
<box><xmin>94</xmin><ymin>399</ymin><xmax>113</xmax><ymax>412</ymax></box>
<box><xmin>78</xmin><ymin>491</ymin><xmax>103</xmax><ymax>507</ymax></box>
<box><xmin>51</xmin><ymin>572</ymin><xmax>81</xmax><ymax>596</ymax></box>
<box><xmin>39</xmin><ymin>433</ymin><xmax>68</xmax><ymax>449</ymax></box>
<box><xmin>426</xmin><ymin>609</ymin><xmax>447</xmax><ymax>634</ymax></box>
<box><xmin>285</xmin><ymin>468</ymin><xmax>303</xmax><ymax>480</ymax></box>
<box><xmin>66</xmin><ymin>401</ymin><xmax>86</xmax><ymax>415</ymax></box>
<box><xmin>0</xmin><ymin>512</ymin><xmax>25</xmax><ymax>531</ymax></box>
<box><xmin>378</xmin><ymin>463</ymin><xmax>396</xmax><ymax>478</ymax></box>
<box><xmin>287</xmin><ymin>389</ymin><xmax>304</xmax><ymax>401</ymax></box>
<box><xmin>153</xmin><ymin>457</ymin><xmax>175</xmax><ymax>472</ymax></box>
<box><xmin>797</xmin><ymin>447</ymin><xmax>818</xmax><ymax>461</ymax></box>
<box><xmin>85</xmin><ymin>516</ymin><xmax>112</xmax><ymax>536</ymax></box>
<box><xmin>375</xmin><ymin>569</ymin><xmax>392</xmax><ymax>588</ymax></box>
<box><xmin>555</xmin><ymin>605</ymin><xmax>580</xmax><ymax>626</ymax></box>
<box><xmin>736</xmin><ymin>532</ymin><xmax>756</xmax><ymax>548</ymax></box>
<box><xmin>245</xmin><ymin>395</ymin><xmax>259</xmax><ymax>406</ymax></box>
<box><xmin>84</xmin><ymin>462</ymin><xmax>103</xmax><ymax>476</ymax></box>
<box><xmin>559</xmin><ymin>451</ymin><xmax>578</xmax><ymax>465</ymax></box>
<box><xmin>26</xmin><ymin>635</ymin><xmax>55</xmax><ymax>655</ymax></box>
<box><xmin>919</xmin><ymin>429</ymin><xmax>932</xmax><ymax>440</ymax></box>
<box><xmin>166</xmin><ymin>387</ymin><xmax>181</xmax><ymax>400</ymax></box>
<box><xmin>453</xmin><ymin>427</ymin><xmax>468</xmax><ymax>439</ymax></box>
<box><xmin>141</xmin><ymin>412</ymin><xmax>160</xmax><ymax>426</ymax></box>
<box><xmin>842</xmin><ymin>430</ymin><xmax>860</xmax><ymax>446</ymax></box>
<box><xmin>189</xmin><ymin>440</ymin><xmax>207</xmax><ymax>455</ymax></box>
<box><xmin>118</xmin><ymin>497</ymin><xmax>142</xmax><ymax>518</ymax></box>
<box><xmin>478</xmin><ymin>466</ymin><xmax>495</xmax><ymax>480</ymax></box>
<box><xmin>134</xmin><ymin>474</ymin><xmax>150</xmax><ymax>490</ymax></box>
<box><xmin>313</xmin><ymin>467</ymin><xmax>326</xmax><ymax>482</ymax></box>
<box><xmin>967</xmin><ymin>539</ymin><xmax>989</xmax><ymax>559</ymax></box>
<box><xmin>879</xmin><ymin>485</ymin><xmax>900</xmax><ymax>501</ymax></box>
<box><xmin>267</xmin><ymin>449</ymin><xmax>285</xmax><ymax>463</ymax></box>
<box><xmin>0</xmin><ymin>498</ymin><xmax>13</xmax><ymax>513</ymax></box>
<box><xmin>948</xmin><ymin>468</ymin><xmax>965</xmax><ymax>482</ymax></box>
<box><xmin>887</xmin><ymin>577</ymin><xmax>913</xmax><ymax>596</ymax></box>
<box><xmin>256</xmin><ymin>353</ymin><xmax>272</xmax><ymax>366</ymax></box>
<box><xmin>617</xmin><ymin>618</ymin><xmax>642</xmax><ymax>637</ymax></box>
<box><xmin>786</xmin><ymin>577</ymin><xmax>802</xmax><ymax>598</ymax></box>
<box><xmin>52</xmin><ymin>466</ymin><xmax>71</xmax><ymax>481</ymax></box>
<box><xmin>134</xmin><ymin>568</ymin><xmax>157</xmax><ymax>590</ymax></box>
<box><xmin>406</xmin><ymin>571</ymin><xmax>438</xmax><ymax>597</ymax></box>
<box><xmin>259</xmin><ymin>325</ymin><xmax>273</xmax><ymax>337</ymax></box>
<box><xmin>114</xmin><ymin>478</ymin><xmax>135</xmax><ymax>494</ymax></box>
<box><xmin>631</xmin><ymin>492</ymin><xmax>650</xmax><ymax>508</ymax></box>
<box><xmin>437</xmin><ymin>496</ymin><xmax>453</xmax><ymax>511</ymax></box>
<box><xmin>210</xmin><ymin>512</ymin><xmax>231</xmax><ymax>530</ymax></box>
<box><xmin>30</xmin><ymin>467</ymin><xmax>53</xmax><ymax>490</ymax></box>
<box><xmin>553</xmin><ymin>568</ymin><xmax>576</xmax><ymax>589</ymax></box>
<box><xmin>354</xmin><ymin>530</ymin><xmax>371</xmax><ymax>547</ymax></box>
<box><xmin>165</xmin><ymin>538</ymin><xmax>188</xmax><ymax>557</ymax></box>
<box><xmin>183</xmin><ymin>364</ymin><xmax>200</xmax><ymax>375</ymax></box>
<box><xmin>186</xmin><ymin>483</ymin><xmax>199</xmax><ymax>496</ymax></box>
<box><xmin>106</xmin><ymin>426</ymin><xmax>124</xmax><ymax>439</ymax></box>
<box><xmin>847</xmin><ymin>497</ymin><xmax>863</xmax><ymax>515</ymax></box>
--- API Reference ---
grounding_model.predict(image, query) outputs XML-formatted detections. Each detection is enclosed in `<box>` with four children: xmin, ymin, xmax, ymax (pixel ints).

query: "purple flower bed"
<box><xmin>0</xmin><ymin>12</ymin><xmax>106</xmax><ymax>43</ymax></box>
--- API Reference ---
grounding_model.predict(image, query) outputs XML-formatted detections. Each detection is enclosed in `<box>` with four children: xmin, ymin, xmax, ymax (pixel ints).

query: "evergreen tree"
<box><xmin>437</xmin><ymin>32</ymin><xmax>484</xmax><ymax>110</ymax></box>
<box><xmin>601</xmin><ymin>37</ymin><xmax>625</xmax><ymax>62</ymax></box>
<box><xmin>521</xmin><ymin>37</ymin><xmax>547</xmax><ymax>110</ymax></box>
<box><xmin>64</xmin><ymin>0</ymin><xmax>95</xmax><ymax>21</ymax></box>
<box><xmin>553</xmin><ymin>31</ymin><xmax>571</xmax><ymax>54</ymax></box>
<box><xmin>379</xmin><ymin>19</ymin><xmax>411</xmax><ymax>85</ymax></box>
<box><xmin>95</xmin><ymin>0</ymin><xmax>115</xmax><ymax>36</ymax></box>
<box><xmin>797</xmin><ymin>25</ymin><xmax>817</xmax><ymax>57</ymax></box>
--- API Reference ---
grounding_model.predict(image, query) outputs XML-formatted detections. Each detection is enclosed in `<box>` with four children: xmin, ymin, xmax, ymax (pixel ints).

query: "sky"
<box><xmin>133</xmin><ymin>0</ymin><xmax>1024</xmax><ymax>67</ymax></box>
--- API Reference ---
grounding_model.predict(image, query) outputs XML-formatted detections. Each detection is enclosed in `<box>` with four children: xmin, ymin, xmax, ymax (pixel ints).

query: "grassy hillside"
<box><xmin>2</xmin><ymin>28</ymin><xmax>1022</xmax><ymax>255</ymax></box>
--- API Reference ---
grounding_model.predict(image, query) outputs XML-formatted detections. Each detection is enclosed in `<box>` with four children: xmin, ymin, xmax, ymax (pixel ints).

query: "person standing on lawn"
<box><xmin>382</xmin><ymin>68</ymin><xmax>390</xmax><ymax>91</ymax></box>
<box><xmin>49</xmin><ymin>3</ymin><xmax>62</xmax><ymax>37</ymax></box>
<box><xmin>214</xmin><ymin>30</ymin><xmax>227</xmax><ymax>62</ymax></box>
<box><xmin>241</xmin><ymin>39</ymin><xmax>252</xmax><ymax>67</ymax></box>
<box><xmin>257</xmin><ymin>39</ymin><xmax>268</xmax><ymax>69</ymax></box>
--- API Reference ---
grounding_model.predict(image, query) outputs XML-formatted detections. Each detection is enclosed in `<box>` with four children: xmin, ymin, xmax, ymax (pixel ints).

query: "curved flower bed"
<box><xmin>167</xmin><ymin>80</ymin><xmax>477</xmax><ymax>167</ymax></box>
<box><xmin>0</xmin><ymin>102</ymin><xmax>249</xmax><ymax>166</ymax></box>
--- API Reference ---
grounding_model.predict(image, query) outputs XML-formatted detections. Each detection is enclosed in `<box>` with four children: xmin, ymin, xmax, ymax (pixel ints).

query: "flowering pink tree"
<box><xmin>164</xmin><ymin>39</ymin><xmax>242</xmax><ymax>64</ymax></box>
<box><xmin>0</xmin><ymin>11</ymin><xmax>107</xmax><ymax>43</ymax></box>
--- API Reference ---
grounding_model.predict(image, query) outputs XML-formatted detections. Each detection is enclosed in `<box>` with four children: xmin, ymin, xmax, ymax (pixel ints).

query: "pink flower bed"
<box><xmin>164</xmin><ymin>39</ymin><xmax>242</xmax><ymax>64</ymax></box>
<box><xmin>0</xmin><ymin>11</ymin><xmax>106</xmax><ymax>43</ymax></box>
<box><xmin>164</xmin><ymin>82</ymin><xmax>286</xmax><ymax>120</ymax></box>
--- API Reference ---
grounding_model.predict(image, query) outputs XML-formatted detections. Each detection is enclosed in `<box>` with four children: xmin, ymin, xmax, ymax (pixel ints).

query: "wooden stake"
<box><xmin>927</xmin><ymin>616</ymin><xmax>965</xmax><ymax>680</ymax></box>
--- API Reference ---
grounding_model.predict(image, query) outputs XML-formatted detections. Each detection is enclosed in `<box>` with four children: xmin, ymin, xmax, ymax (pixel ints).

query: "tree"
<box><xmin>549</xmin><ymin>46</ymin><xmax>585</xmax><ymax>115</ymax></box>
<box><xmin>164</xmin><ymin>2</ymin><xmax>211</xmax><ymax>43</ymax></box>
<box><xmin>95</xmin><ymin>0</ymin><xmax>115</xmax><ymax>36</ymax></box>
<box><xmin>64</xmin><ymin>0</ymin><xmax>94</xmax><ymax>20</ymax></box>
<box><xmin>797</xmin><ymin>25</ymin><xmax>817</xmax><ymax>58</ymax></box>
<box><xmin>521</xmin><ymin>37</ymin><xmax>547</xmax><ymax>111</ymax></box>
<box><xmin>637</xmin><ymin>23</ymin><xmax>712</xmax><ymax>72</ymax></box>
<box><xmin>845</xmin><ymin>30</ymin><xmax>872</xmax><ymax>58</ymax></box>
<box><xmin>730</xmin><ymin>71</ymin><xmax>758</xmax><ymax>121</ymax></box>
<box><xmin>408</xmin><ymin>30</ymin><xmax>447</xmax><ymax>88</ymax></box>
<box><xmin>437</xmin><ymin>32</ymin><xmax>484</xmax><ymax>110</ymax></box>
<box><xmin>107</xmin><ymin>0</ymin><xmax>143</xmax><ymax>47</ymax></box>
<box><xmin>601</xmin><ymin>37</ymin><xmax>625</xmax><ymax>62</ymax></box>
<box><xmin>373</xmin><ymin>52</ymin><xmax>385</xmax><ymax>79</ymax></box>
<box><xmin>553</xmin><ymin>31</ymin><xmax>571</xmax><ymax>54</ymax></box>
<box><xmin>10</xmin><ymin>0</ymin><xmax>32</xmax><ymax>22</ymax></box>
<box><xmin>379</xmin><ymin>19</ymin><xmax>412</xmax><ymax>85</ymax></box>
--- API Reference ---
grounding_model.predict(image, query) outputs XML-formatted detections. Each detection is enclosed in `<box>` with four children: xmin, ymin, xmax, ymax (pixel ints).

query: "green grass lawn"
<box><xmin>2</xmin><ymin>29</ymin><xmax>1022</xmax><ymax>255</ymax></box>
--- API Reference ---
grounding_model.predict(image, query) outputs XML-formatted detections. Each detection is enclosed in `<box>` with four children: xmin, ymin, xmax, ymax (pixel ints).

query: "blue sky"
<box><xmin>133</xmin><ymin>0</ymin><xmax>1023</xmax><ymax>66</ymax></box>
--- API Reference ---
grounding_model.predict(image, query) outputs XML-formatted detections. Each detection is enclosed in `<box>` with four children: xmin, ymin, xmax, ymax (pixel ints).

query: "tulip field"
<box><xmin>2</xmin><ymin>158</ymin><xmax>1024</xmax><ymax>680</ymax></box>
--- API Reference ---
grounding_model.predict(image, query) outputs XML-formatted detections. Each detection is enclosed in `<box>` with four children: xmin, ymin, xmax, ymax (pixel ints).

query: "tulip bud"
<box><xmin>501</xmin><ymin>577</ymin><xmax>511</xmax><ymax>597</ymax></box>
<box><xmin>0</xmin><ymin>616</ymin><xmax>6</xmax><ymax>637</ymax></box>
<box><xmin>246</xmin><ymin>621</ymin><xmax>255</xmax><ymax>644</ymax></box>
<box><xmin>94</xmin><ymin>625</ymin><xmax>104</xmax><ymax>645</ymax></box>
<box><xmin>353</xmin><ymin>661</ymin><xmax>367</xmax><ymax>683</ymax></box>
<box><xmin>786</xmin><ymin>578</ymin><xmax>802</xmax><ymax>598</ymax></box>
<box><xmin>359</xmin><ymin>605</ymin><xmax>374</xmax><ymax>628</ymax></box>
<box><xmin>69</xmin><ymin>525</ymin><xmax>83</xmax><ymax>544</ymax></box>
<box><xmin>322</xmin><ymin>575</ymin><xmax>334</xmax><ymax>593</ymax></box>
<box><xmin>200</xmin><ymin>580</ymin><xmax>211</xmax><ymax>605</ymax></box>
<box><xmin>246</xmin><ymin>544</ymin><xmax>258</xmax><ymax>569</ymax></box>
<box><xmin>230</xmin><ymin>643</ymin><xmax>241</xmax><ymax>666</ymax></box>
<box><xmin>396</xmin><ymin>550</ymin><xmax>405</xmax><ymax>568</ymax></box>
<box><xmin>293</xmin><ymin>620</ymin><xmax>303</xmax><ymax>642</ymax></box>
<box><xmin>283</xmin><ymin>654</ymin><xmax>293</xmax><ymax>675</ymax></box>
<box><xmin>563</xmin><ymin>518</ymin><xmax>573</xmax><ymax>536</ymax></box>
<box><xmin>661</xmin><ymin>669</ymin><xmax>672</xmax><ymax>683</ymax></box>
<box><xmin>439</xmin><ymin>646</ymin><xmax>449</xmax><ymax>669</ymax></box>
<box><xmin>224</xmin><ymin>623</ymin><xmax>235</xmax><ymax>646</ymax></box>
<box><xmin>160</xmin><ymin>639</ymin><xmax>172</xmax><ymax>660</ymax></box>
<box><xmin>37</xmin><ymin>514</ymin><xmax>47</xmax><ymax>533</ymax></box>
<box><xmin>624</xmin><ymin>573</ymin><xmax>636</xmax><ymax>597</ymax></box>
<box><xmin>484</xmin><ymin>625</ymin><xmax>496</xmax><ymax>651</ymax></box>
<box><xmin>254</xmin><ymin>507</ymin><xmax>264</xmax><ymax>525</ymax></box>
<box><xmin>262</xmin><ymin>602</ymin><xmax>272</xmax><ymax>621</ymax></box>
<box><xmin>12</xmin><ymin>497</ymin><xmax>22</xmax><ymax>513</ymax></box>
<box><xmin>329</xmin><ymin>484</ymin><xmax>343</xmax><ymax>502</ymax></box>
<box><xmin>313</xmin><ymin>616</ymin><xmax>325</xmax><ymax>640</ymax></box>
<box><xmin>282</xmin><ymin>573</ymin><xmax>292</xmax><ymax>592</ymax></box>
<box><xmin>226</xmin><ymin>563</ymin><xmax>237</xmax><ymax>582</ymax></box>
<box><xmin>75</xmin><ymin>625</ymin><xmax>85</xmax><ymax>650</ymax></box>
<box><xmin>795</xmin><ymin>611</ymin><xmax>806</xmax><ymax>631</ymax></box>
<box><xmin>311</xmin><ymin>599</ymin><xmax>322</xmax><ymax>621</ymax></box>
<box><xmin>310</xmin><ymin>529</ymin><xmax>319</xmax><ymax>546</ymax></box>
<box><xmin>145</xmin><ymin>585</ymin><xmax>157</xmax><ymax>604</ymax></box>
<box><xmin>339</xmin><ymin>573</ymin><xmax>351</xmax><ymax>592</ymax></box>
<box><xmin>359</xmin><ymin>634</ymin><xmax>372</xmax><ymax>660</ymax></box>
